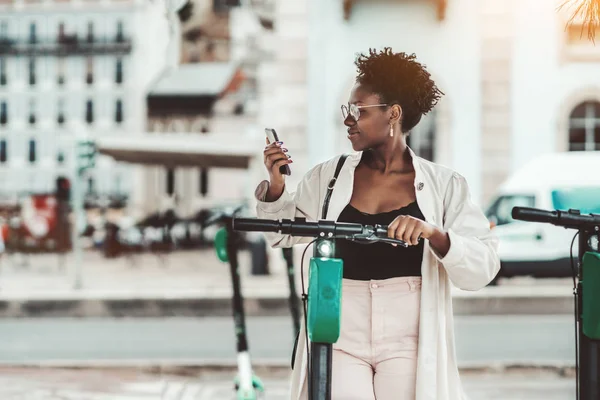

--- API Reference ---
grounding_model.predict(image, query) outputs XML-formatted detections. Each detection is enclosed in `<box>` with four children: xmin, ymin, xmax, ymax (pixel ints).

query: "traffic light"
<box><xmin>56</xmin><ymin>176</ymin><xmax>71</xmax><ymax>201</ymax></box>
<box><xmin>77</xmin><ymin>140</ymin><xmax>96</xmax><ymax>174</ymax></box>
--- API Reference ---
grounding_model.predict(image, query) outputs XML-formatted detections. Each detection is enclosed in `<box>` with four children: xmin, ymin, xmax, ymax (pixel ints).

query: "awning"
<box><xmin>148</xmin><ymin>62</ymin><xmax>239</xmax><ymax>97</ymax></box>
<box><xmin>147</xmin><ymin>62</ymin><xmax>243</xmax><ymax>116</ymax></box>
<box><xmin>96</xmin><ymin>134</ymin><xmax>259</xmax><ymax>169</ymax></box>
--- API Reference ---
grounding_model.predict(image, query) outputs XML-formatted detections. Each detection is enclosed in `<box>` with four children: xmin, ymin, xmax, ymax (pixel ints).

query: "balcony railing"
<box><xmin>0</xmin><ymin>36</ymin><xmax>132</xmax><ymax>56</ymax></box>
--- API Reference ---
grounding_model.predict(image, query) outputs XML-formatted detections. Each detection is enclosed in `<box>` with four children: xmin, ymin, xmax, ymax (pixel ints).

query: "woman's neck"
<box><xmin>363</xmin><ymin>141</ymin><xmax>413</xmax><ymax>175</ymax></box>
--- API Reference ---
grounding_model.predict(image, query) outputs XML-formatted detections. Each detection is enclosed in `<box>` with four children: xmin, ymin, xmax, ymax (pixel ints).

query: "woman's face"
<box><xmin>343</xmin><ymin>83</ymin><xmax>393</xmax><ymax>151</ymax></box>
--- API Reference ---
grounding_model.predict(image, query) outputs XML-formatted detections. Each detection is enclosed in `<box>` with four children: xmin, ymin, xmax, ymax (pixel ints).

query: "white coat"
<box><xmin>254</xmin><ymin>148</ymin><xmax>500</xmax><ymax>400</ymax></box>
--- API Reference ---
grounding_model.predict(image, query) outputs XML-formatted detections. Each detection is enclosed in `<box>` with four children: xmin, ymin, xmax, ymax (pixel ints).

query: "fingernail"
<box><xmin>282</xmin><ymin>148</ymin><xmax>288</xmax><ymax>152</ymax></box>
<box><xmin>287</xmin><ymin>154</ymin><xmax>292</xmax><ymax>158</ymax></box>
<box><xmin>289</xmin><ymin>160</ymin><xmax>294</xmax><ymax>163</ymax></box>
<box><xmin>392</xmin><ymin>243</ymin><xmax>397</xmax><ymax>247</ymax></box>
<box><xmin>276</xmin><ymin>141</ymin><xmax>283</xmax><ymax>145</ymax></box>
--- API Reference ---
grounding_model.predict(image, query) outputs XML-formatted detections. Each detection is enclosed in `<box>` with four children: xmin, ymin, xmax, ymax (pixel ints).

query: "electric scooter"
<box><xmin>232</xmin><ymin>216</ymin><xmax>408</xmax><ymax>400</ymax></box>
<box><xmin>206</xmin><ymin>205</ymin><xmax>265</xmax><ymax>400</ymax></box>
<box><xmin>207</xmin><ymin>206</ymin><xmax>303</xmax><ymax>399</ymax></box>
<box><xmin>512</xmin><ymin>207</ymin><xmax>600</xmax><ymax>400</ymax></box>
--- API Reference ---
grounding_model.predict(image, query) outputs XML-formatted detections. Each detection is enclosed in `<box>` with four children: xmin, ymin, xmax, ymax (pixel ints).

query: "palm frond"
<box><xmin>559</xmin><ymin>0</ymin><xmax>600</xmax><ymax>41</ymax></box>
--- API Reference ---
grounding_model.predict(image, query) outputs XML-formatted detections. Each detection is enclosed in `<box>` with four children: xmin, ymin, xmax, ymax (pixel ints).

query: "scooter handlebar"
<box><xmin>232</xmin><ymin>218</ymin><xmax>281</xmax><ymax>233</ymax></box>
<box><xmin>232</xmin><ymin>217</ymin><xmax>409</xmax><ymax>247</ymax></box>
<box><xmin>512</xmin><ymin>206</ymin><xmax>600</xmax><ymax>229</ymax></box>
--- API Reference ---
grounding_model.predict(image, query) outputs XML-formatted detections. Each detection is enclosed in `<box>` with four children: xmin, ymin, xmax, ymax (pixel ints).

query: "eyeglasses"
<box><xmin>341</xmin><ymin>103</ymin><xmax>388</xmax><ymax>122</ymax></box>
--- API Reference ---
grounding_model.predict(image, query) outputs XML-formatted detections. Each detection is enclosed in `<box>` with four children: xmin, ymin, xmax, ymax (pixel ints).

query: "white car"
<box><xmin>485</xmin><ymin>151</ymin><xmax>600</xmax><ymax>283</ymax></box>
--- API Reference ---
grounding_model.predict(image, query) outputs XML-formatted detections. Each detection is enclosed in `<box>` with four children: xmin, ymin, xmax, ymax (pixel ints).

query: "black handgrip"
<box><xmin>233</xmin><ymin>218</ymin><xmax>280</xmax><ymax>233</ymax></box>
<box><xmin>512</xmin><ymin>207</ymin><xmax>558</xmax><ymax>224</ymax></box>
<box><xmin>372</xmin><ymin>225</ymin><xmax>409</xmax><ymax>247</ymax></box>
<box><xmin>512</xmin><ymin>206</ymin><xmax>600</xmax><ymax>229</ymax></box>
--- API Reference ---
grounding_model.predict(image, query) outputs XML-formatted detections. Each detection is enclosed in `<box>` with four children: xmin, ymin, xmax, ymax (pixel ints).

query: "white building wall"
<box><xmin>307</xmin><ymin>0</ymin><xmax>483</xmax><ymax>201</ymax></box>
<box><xmin>512</xmin><ymin>0</ymin><xmax>600</xmax><ymax>172</ymax></box>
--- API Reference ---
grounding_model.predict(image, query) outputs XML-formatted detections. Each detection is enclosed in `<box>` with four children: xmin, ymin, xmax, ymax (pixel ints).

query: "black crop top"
<box><xmin>335</xmin><ymin>201</ymin><xmax>425</xmax><ymax>280</ymax></box>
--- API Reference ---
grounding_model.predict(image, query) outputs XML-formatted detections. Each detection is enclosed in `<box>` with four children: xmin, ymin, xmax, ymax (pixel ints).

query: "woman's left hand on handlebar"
<box><xmin>387</xmin><ymin>215</ymin><xmax>436</xmax><ymax>246</ymax></box>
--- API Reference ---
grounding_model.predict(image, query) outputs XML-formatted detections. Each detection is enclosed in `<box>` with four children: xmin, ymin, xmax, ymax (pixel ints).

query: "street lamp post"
<box><xmin>72</xmin><ymin>140</ymin><xmax>96</xmax><ymax>290</ymax></box>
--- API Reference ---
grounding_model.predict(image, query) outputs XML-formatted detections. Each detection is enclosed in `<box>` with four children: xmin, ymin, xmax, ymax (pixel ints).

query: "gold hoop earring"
<box><xmin>389</xmin><ymin>124</ymin><xmax>394</xmax><ymax>137</ymax></box>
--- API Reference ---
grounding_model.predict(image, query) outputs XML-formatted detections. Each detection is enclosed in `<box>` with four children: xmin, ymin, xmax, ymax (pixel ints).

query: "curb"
<box><xmin>0</xmin><ymin>288</ymin><xmax>574</xmax><ymax>318</ymax></box>
<box><xmin>0</xmin><ymin>359</ymin><xmax>575</xmax><ymax>374</ymax></box>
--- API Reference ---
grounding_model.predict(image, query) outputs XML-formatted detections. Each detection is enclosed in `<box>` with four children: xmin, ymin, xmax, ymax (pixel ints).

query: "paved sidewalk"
<box><xmin>0</xmin><ymin>367</ymin><xmax>576</xmax><ymax>400</ymax></box>
<box><xmin>0</xmin><ymin>249</ymin><xmax>284</xmax><ymax>297</ymax></box>
<box><xmin>0</xmin><ymin>249</ymin><xmax>576</xmax><ymax>317</ymax></box>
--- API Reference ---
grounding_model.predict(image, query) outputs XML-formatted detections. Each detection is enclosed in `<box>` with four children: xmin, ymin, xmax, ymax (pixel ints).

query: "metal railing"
<box><xmin>0</xmin><ymin>36</ymin><xmax>132</xmax><ymax>56</ymax></box>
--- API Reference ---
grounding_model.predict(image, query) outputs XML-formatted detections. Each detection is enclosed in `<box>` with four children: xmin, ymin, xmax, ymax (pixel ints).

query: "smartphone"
<box><xmin>265</xmin><ymin>128</ymin><xmax>291</xmax><ymax>176</ymax></box>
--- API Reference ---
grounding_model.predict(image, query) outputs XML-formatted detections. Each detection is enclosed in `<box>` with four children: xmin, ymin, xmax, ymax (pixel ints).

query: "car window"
<box><xmin>552</xmin><ymin>187</ymin><xmax>600</xmax><ymax>214</ymax></box>
<box><xmin>486</xmin><ymin>195</ymin><xmax>536</xmax><ymax>226</ymax></box>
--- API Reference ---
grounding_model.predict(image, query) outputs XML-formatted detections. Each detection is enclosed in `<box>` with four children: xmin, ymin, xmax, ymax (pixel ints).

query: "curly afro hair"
<box><xmin>354</xmin><ymin>48</ymin><xmax>444</xmax><ymax>133</ymax></box>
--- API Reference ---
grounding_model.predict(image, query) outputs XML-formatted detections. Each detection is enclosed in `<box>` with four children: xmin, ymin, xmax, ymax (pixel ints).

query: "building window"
<box><xmin>85</xmin><ymin>100</ymin><xmax>93</xmax><ymax>124</ymax></box>
<box><xmin>28</xmin><ymin>58</ymin><xmax>36</xmax><ymax>86</ymax></box>
<box><xmin>57</xmin><ymin>57</ymin><xmax>65</xmax><ymax>85</ymax></box>
<box><xmin>0</xmin><ymin>139</ymin><xmax>7</xmax><ymax>163</ymax></box>
<box><xmin>115</xmin><ymin>58</ymin><xmax>123</xmax><ymax>84</ymax></box>
<box><xmin>0</xmin><ymin>102</ymin><xmax>7</xmax><ymax>125</ymax></box>
<box><xmin>87</xmin><ymin>177</ymin><xmax>95</xmax><ymax>194</ymax></box>
<box><xmin>58</xmin><ymin>22</ymin><xmax>65</xmax><ymax>42</ymax></box>
<box><xmin>28</xmin><ymin>99</ymin><xmax>36</xmax><ymax>125</ymax></box>
<box><xmin>568</xmin><ymin>101</ymin><xmax>600</xmax><ymax>151</ymax></box>
<box><xmin>28</xmin><ymin>139</ymin><xmax>36</xmax><ymax>164</ymax></box>
<box><xmin>406</xmin><ymin>110</ymin><xmax>436</xmax><ymax>161</ymax></box>
<box><xmin>29</xmin><ymin>22</ymin><xmax>37</xmax><ymax>44</ymax></box>
<box><xmin>166</xmin><ymin>168</ymin><xmax>175</xmax><ymax>195</ymax></box>
<box><xmin>199</xmin><ymin>168</ymin><xmax>208</xmax><ymax>196</ymax></box>
<box><xmin>87</xmin><ymin>22</ymin><xmax>94</xmax><ymax>43</ymax></box>
<box><xmin>0</xmin><ymin>58</ymin><xmax>6</xmax><ymax>86</ymax></box>
<box><xmin>57</xmin><ymin>99</ymin><xmax>65</xmax><ymax>125</ymax></box>
<box><xmin>86</xmin><ymin>57</ymin><xmax>93</xmax><ymax>85</ymax></box>
<box><xmin>116</xmin><ymin>21</ymin><xmax>124</xmax><ymax>43</ymax></box>
<box><xmin>115</xmin><ymin>100</ymin><xmax>123</xmax><ymax>123</ymax></box>
<box><xmin>213</xmin><ymin>0</ymin><xmax>241</xmax><ymax>13</ymax></box>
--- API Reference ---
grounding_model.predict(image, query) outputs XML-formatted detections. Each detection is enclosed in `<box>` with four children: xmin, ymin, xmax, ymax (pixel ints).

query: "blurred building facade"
<box><xmin>0</xmin><ymin>0</ymin><xmax>169</xmax><ymax>205</ymax></box>
<box><xmin>3</xmin><ymin>0</ymin><xmax>598</xmax><ymax>217</ymax></box>
<box><xmin>133</xmin><ymin>0</ymin><xmax>275</xmax><ymax>217</ymax></box>
<box><xmin>259</xmin><ymin>0</ymin><xmax>600</xmax><ymax>207</ymax></box>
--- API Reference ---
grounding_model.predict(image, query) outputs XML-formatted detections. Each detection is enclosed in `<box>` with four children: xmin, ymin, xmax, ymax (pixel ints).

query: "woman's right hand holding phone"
<box><xmin>263</xmin><ymin>138</ymin><xmax>293</xmax><ymax>201</ymax></box>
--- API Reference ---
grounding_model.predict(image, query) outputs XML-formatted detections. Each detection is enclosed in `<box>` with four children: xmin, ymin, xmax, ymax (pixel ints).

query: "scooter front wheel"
<box><xmin>234</xmin><ymin>374</ymin><xmax>265</xmax><ymax>400</ymax></box>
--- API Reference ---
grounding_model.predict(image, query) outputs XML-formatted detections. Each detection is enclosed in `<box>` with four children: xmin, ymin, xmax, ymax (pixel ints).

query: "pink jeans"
<box><xmin>332</xmin><ymin>276</ymin><xmax>421</xmax><ymax>400</ymax></box>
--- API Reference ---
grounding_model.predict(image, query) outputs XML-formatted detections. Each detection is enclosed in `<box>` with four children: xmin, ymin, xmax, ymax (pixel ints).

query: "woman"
<box><xmin>255</xmin><ymin>48</ymin><xmax>500</xmax><ymax>400</ymax></box>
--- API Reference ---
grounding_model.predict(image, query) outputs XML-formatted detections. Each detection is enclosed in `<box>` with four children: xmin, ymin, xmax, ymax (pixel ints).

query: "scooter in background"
<box><xmin>205</xmin><ymin>204</ymin><xmax>264</xmax><ymax>400</ymax></box>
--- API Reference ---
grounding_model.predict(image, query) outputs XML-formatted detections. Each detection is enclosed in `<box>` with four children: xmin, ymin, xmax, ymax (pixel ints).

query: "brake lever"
<box><xmin>371</xmin><ymin>223</ymin><xmax>411</xmax><ymax>247</ymax></box>
<box><xmin>346</xmin><ymin>232</ymin><xmax>409</xmax><ymax>248</ymax></box>
<box><xmin>376</xmin><ymin>237</ymin><xmax>409</xmax><ymax>247</ymax></box>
